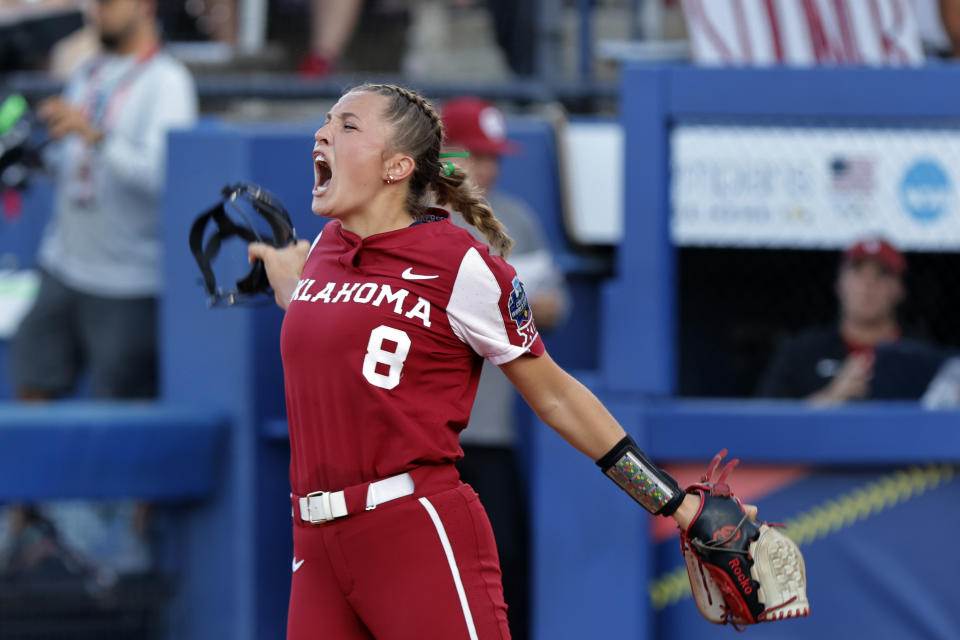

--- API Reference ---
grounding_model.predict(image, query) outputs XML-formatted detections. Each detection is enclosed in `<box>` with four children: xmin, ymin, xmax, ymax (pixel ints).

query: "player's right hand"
<box><xmin>38</xmin><ymin>97</ymin><xmax>103</xmax><ymax>145</ymax></box>
<box><xmin>831</xmin><ymin>351</ymin><xmax>874</xmax><ymax>400</ymax></box>
<box><xmin>248</xmin><ymin>239</ymin><xmax>310</xmax><ymax>309</ymax></box>
<box><xmin>811</xmin><ymin>351</ymin><xmax>874</xmax><ymax>405</ymax></box>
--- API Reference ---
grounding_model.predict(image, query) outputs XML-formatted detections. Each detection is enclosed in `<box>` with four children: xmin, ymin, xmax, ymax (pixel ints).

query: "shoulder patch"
<box><xmin>508</xmin><ymin>276</ymin><xmax>531</xmax><ymax>327</ymax></box>
<box><xmin>508</xmin><ymin>276</ymin><xmax>538</xmax><ymax>347</ymax></box>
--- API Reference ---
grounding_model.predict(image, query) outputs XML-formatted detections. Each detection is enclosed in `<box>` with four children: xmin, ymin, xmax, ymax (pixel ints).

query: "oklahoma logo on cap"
<box><xmin>440</xmin><ymin>96</ymin><xmax>519</xmax><ymax>155</ymax></box>
<box><xmin>479</xmin><ymin>106</ymin><xmax>507</xmax><ymax>142</ymax></box>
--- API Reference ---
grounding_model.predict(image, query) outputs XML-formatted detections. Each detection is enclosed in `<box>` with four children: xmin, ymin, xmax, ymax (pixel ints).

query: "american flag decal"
<box><xmin>830</xmin><ymin>156</ymin><xmax>874</xmax><ymax>193</ymax></box>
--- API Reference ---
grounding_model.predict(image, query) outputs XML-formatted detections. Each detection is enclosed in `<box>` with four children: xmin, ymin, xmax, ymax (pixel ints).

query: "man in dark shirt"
<box><xmin>757</xmin><ymin>237</ymin><xmax>944</xmax><ymax>403</ymax></box>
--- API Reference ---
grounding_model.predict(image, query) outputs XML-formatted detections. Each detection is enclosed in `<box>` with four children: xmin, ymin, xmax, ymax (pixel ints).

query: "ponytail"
<box><xmin>432</xmin><ymin>165</ymin><xmax>513</xmax><ymax>258</ymax></box>
<box><xmin>349</xmin><ymin>83</ymin><xmax>514</xmax><ymax>256</ymax></box>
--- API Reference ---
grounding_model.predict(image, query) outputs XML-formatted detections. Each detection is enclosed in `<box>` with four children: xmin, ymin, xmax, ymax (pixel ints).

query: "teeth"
<box><xmin>313</xmin><ymin>150</ymin><xmax>332</xmax><ymax>196</ymax></box>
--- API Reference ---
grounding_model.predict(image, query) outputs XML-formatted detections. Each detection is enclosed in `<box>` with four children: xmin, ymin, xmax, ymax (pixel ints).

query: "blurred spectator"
<box><xmin>756</xmin><ymin>236</ymin><xmax>946</xmax><ymax>405</ymax></box>
<box><xmin>296</xmin><ymin>0</ymin><xmax>411</xmax><ymax>75</ymax></box>
<box><xmin>915</xmin><ymin>0</ymin><xmax>955</xmax><ymax>57</ymax></box>
<box><xmin>922</xmin><ymin>355</ymin><xmax>960</xmax><ymax>408</ymax></box>
<box><xmin>297</xmin><ymin>0</ymin><xmax>365</xmax><ymax>76</ymax></box>
<box><xmin>180</xmin><ymin>0</ymin><xmax>407</xmax><ymax>76</ymax></box>
<box><xmin>485</xmin><ymin>0</ymin><xmax>537</xmax><ymax>76</ymax></box>
<box><xmin>907</xmin><ymin>0</ymin><xmax>960</xmax><ymax>59</ymax></box>
<box><xmin>190</xmin><ymin>0</ymin><xmax>238</xmax><ymax>47</ymax></box>
<box><xmin>177</xmin><ymin>0</ymin><xmax>363</xmax><ymax>74</ymax></box>
<box><xmin>936</xmin><ymin>0</ymin><xmax>960</xmax><ymax>57</ymax></box>
<box><xmin>4</xmin><ymin>0</ymin><xmax>197</xmax><ymax>581</ymax></box>
<box><xmin>441</xmin><ymin>96</ymin><xmax>568</xmax><ymax>640</ymax></box>
<box><xmin>0</xmin><ymin>0</ymin><xmax>85</xmax><ymax>72</ymax></box>
<box><xmin>448</xmin><ymin>0</ymin><xmax>537</xmax><ymax>75</ymax></box>
<box><xmin>47</xmin><ymin>1</ymin><xmax>100</xmax><ymax>78</ymax></box>
<box><xmin>11</xmin><ymin>0</ymin><xmax>197</xmax><ymax>401</ymax></box>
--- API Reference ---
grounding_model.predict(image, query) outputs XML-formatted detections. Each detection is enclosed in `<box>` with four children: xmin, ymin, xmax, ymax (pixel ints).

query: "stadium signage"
<box><xmin>671</xmin><ymin>126</ymin><xmax>960</xmax><ymax>250</ymax></box>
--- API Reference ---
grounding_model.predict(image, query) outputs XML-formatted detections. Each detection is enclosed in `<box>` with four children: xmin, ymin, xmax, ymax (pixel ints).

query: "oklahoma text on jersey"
<box><xmin>290</xmin><ymin>279</ymin><xmax>433</xmax><ymax>327</ymax></box>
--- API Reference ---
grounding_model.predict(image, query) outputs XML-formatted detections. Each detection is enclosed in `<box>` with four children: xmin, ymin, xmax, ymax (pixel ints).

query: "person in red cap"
<box><xmin>757</xmin><ymin>235</ymin><xmax>944</xmax><ymax>403</ymax></box>
<box><xmin>440</xmin><ymin>95</ymin><xmax>567</xmax><ymax>640</ymax></box>
<box><xmin>440</xmin><ymin>96</ymin><xmax>566</xmax><ymax>325</ymax></box>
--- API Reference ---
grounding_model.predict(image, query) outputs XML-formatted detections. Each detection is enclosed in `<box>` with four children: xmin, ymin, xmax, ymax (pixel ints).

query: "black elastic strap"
<box><xmin>188</xmin><ymin>182</ymin><xmax>296</xmax><ymax>306</ymax></box>
<box><xmin>597</xmin><ymin>435</ymin><xmax>685</xmax><ymax>517</ymax></box>
<box><xmin>188</xmin><ymin>203</ymin><xmax>222</xmax><ymax>295</ymax></box>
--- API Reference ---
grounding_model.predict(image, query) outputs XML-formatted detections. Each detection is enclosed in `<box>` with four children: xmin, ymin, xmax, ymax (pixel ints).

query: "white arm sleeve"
<box><xmin>99</xmin><ymin>62</ymin><xmax>198</xmax><ymax>195</ymax></box>
<box><xmin>446</xmin><ymin>247</ymin><xmax>531</xmax><ymax>365</ymax></box>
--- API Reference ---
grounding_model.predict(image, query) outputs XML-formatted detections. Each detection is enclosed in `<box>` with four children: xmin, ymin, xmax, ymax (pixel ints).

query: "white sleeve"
<box><xmin>446</xmin><ymin>247</ymin><xmax>539</xmax><ymax>365</ymax></box>
<box><xmin>99</xmin><ymin>62</ymin><xmax>198</xmax><ymax>194</ymax></box>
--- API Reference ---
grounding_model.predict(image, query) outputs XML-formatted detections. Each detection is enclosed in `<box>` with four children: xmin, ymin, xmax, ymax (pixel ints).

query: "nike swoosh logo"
<box><xmin>402</xmin><ymin>267</ymin><xmax>439</xmax><ymax>280</ymax></box>
<box><xmin>292</xmin><ymin>557</ymin><xmax>305</xmax><ymax>572</ymax></box>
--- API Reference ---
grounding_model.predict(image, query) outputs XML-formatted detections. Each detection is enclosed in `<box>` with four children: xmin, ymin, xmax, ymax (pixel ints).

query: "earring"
<box><xmin>386</xmin><ymin>175</ymin><xmax>394</xmax><ymax>184</ymax></box>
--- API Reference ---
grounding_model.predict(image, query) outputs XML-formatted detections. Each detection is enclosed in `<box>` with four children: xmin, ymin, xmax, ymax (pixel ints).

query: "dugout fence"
<box><xmin>529</xmin><ymin>64</ymin><xmax>960</xmax><ymax>640</ymax></box>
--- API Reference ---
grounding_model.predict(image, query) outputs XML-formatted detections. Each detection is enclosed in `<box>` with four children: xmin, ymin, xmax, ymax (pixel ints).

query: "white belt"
<box><xmin>298</xmin><ymin>472</ymin><xmax>415</xmax><ymax>524</ymax></box>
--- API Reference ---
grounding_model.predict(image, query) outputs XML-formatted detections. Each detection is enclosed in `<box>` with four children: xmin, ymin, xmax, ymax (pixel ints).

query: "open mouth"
<box><xmin>313</xmin><ymin>150</ymin><xmax>332</xmax><ymax>196</ymax></box>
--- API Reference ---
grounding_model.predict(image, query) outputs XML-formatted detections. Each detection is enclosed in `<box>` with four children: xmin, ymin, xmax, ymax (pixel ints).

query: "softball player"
<box><xmin>249</xmin><ymin>83</ymin><xmax>722</xmax><ymax>639</ymax></box>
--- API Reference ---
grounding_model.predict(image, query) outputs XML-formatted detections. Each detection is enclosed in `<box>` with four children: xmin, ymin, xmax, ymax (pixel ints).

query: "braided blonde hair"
<box><xmin>348</xmin><ymin>83</ymin><xmax>514</xmax><ymax>257</ymax></box>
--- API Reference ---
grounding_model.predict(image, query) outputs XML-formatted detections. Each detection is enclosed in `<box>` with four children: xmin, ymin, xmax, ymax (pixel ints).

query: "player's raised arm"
<box><xmin>497</xmin><ymin>351</ymin><xmax>701</xmax><ymax>530</ymax></box>
<box><xmin>500</xmin><ymin>351</ymin><xmax>809</xmax><ymax>626</ymax></box>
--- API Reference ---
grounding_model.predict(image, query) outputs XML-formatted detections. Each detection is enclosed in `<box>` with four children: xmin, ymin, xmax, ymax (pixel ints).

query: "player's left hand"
<box><xmin>672</xmin><ymin>486</ymin><xmax>757</xmax><ymax>531</ymax></box>
<box><xmin>38</xmin><ymin>97</ymin><xmax>103</xmax><ymax>146</ymax></box>
<box><xmin>680</xmin><ymin>450</ymin><xmax>809</xmax><ymax>626</ymax></box>
<box><xmin>671</xmin><ymin>493</ymin><xmax>701</xmax><ymax>531</ymax></box>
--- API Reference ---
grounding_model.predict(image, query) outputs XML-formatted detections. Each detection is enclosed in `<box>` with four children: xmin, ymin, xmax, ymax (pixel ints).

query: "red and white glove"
<box><xmin>680</xmin><ymin>450</ymin><xmax>810</xmax><ymax>627</ymax></box>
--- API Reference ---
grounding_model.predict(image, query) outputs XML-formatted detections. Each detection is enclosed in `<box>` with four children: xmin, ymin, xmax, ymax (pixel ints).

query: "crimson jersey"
<box><xmin>280</xmin><ymin>211</ymin><xmax>544</xmax><ymax>494</ymax></box>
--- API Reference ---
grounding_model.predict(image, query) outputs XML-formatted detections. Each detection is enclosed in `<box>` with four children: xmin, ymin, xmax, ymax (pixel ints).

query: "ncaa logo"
<box><xmin>899</xmin><ymin>160</ymin><xmax>951</xmax><ymax>223</ymax></box>
<box><xmin>508</xmin><ymin>276</ymin><xmax>538</xmax><ymax>348</ymax></box>
<box><xmin>508</xmin><ymin>276</ymin><xmax>531</xmax><ymax>328</ymax></box>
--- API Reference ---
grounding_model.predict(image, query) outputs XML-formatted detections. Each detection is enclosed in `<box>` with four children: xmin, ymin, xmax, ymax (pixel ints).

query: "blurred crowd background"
<box><xmin>2</xmin><ymin>1</ymin><xmax>960</xmax><ymax>639</ymax></box>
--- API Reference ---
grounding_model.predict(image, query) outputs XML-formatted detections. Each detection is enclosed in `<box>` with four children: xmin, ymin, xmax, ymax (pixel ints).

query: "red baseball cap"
<box><xmin>843</xmin><ymin>236</ymin><xmax>906</xmax><ymax>275</ymax></box>
<box><xmin>440</xmin><ymin>97</ymin><xmax>519</xmax><ymax>155</ymax></box>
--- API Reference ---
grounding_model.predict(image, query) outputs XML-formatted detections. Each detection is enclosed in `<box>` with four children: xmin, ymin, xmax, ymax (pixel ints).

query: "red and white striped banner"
<box><xmin>681</xmin><ymin>0</ymin><xmax>923</xmax><ymax>66</ymax></box>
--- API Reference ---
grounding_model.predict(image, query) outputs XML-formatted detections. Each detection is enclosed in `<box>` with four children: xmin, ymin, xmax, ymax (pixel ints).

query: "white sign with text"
<box><xmin>671</xmin><ymin>125</ymin><xmax>960</xmax><ymax>250</ymax></box>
